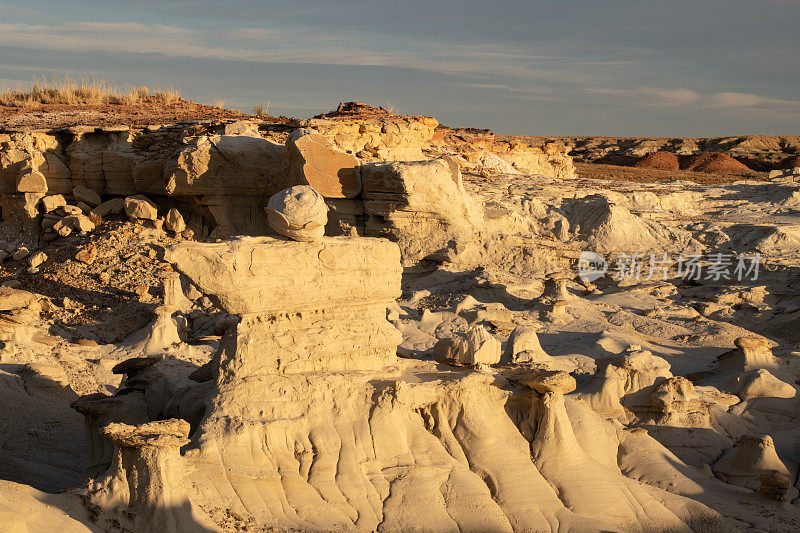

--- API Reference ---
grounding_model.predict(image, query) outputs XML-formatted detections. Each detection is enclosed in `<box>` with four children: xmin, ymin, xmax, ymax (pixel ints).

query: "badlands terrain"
<box><xmin>1</xmin><ymin>97</ymin><xmax>800</xmax><ymax>532</ymax></box>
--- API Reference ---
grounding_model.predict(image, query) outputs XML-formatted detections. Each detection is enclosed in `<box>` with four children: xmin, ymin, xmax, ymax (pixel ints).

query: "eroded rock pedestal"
<box><xmin>144</xmin><ymin>236</ymin><xmax>726</xmax><ymax>531</ymax></box>
<box><xmin>166</xmin><ymin>236</ymin><xmax>403</xmax><ymax>373</ymax></box>
<box><xmin>87</xmin><ymin>419</ymin><xmax>216</xmax><ymax>533</ymax></box>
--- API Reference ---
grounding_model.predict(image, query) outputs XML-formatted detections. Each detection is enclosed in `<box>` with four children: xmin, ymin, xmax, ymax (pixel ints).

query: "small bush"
<box><xmin>252</xmin><ymin>101</ymin><xmax>270</xmax><ymax>117</ymax></box>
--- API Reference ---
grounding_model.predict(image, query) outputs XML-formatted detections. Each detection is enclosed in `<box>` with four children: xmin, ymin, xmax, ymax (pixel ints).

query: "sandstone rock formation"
<box><xmin>717</xmin><ymin>336</ymin><xmax>778</xmax><ymax>373</ymax></box>
<box><xmin>0</xmin><ymin>286</ymin><xmax>43</xmax><ymax>344</ymax></box>
<box><xmin>541</xmin><ymin>271</ymin><xmax>570</xmax><ymax>300</ymax></box>
<box><xmin>73</xmin><ymin>185</ymin><xmax>102</xmax><ymax>206</ymax></box>
<box><xmin>732</xmin><ymin>369</ymin><xmax>796</xmax><ymax>400</ymax></box>
<box><xmin>167</xmin><ymin>236</ymin><xmax>402</xmax><ymax>371</ymax></box>
<box><xmin>266</xmin><ymin>185</ymin><xmax>329</xmax><ymax>242</ymax></box>
<box><xmin>429</xmin><ymin>129</ymin><xmax>577</xmax><ymax>179</ymax></box>
<box><xmin>71</xmin><ymin>391</ymin><xmax>151</xmax><ymax>477</ymax></box>
<box><xmin>91</xmin><ymin>197</ymin><xmax>124</xmax><ymax>217</ymax></box>
<box><xmin>0</xmin><ymin>108</ymin><xmax>584</xmax><ymax>265</ymax></box>
<box><xmin>16</xmin><ymin>166</ymin><xmax>47</xmax><ymax>193</ymax></box>
<box><xmin>4</xmin><ymin>110</ymin><xmax>800</xmax><ymax>532</ymax></box>
<box><xmin>305</xmin><ymin>105</ymin><xmax>439</xmax><ymax>160</ymax></box>
<box><xmin>504</xmin><ymin>325</ymin><xmax>551</xmax><ymax>364</ymax></box>
<box><xmin>164</xmin><ymin>207</ymin><xmax>186</xmax><ymax>233</ymax></box>
<box><xmin>163</xmin><ymin>134</ymin><xmax>294</xmax><ymax>234</ymax></box>
<box><xmin>490</xmin><ymin>140</ymin><xmax>576</xmax><ymax>179</ymax></box>
<box><xmin>581</xmin><ymin>348</ymin><xmax>673</xmax><ymax>416</ymax></box>
<box><xmin>78</xmin><ymin>235</ymin><xmax>723</xmax><ymax>531</ymax></box>
<box><xmin>41</xmin><ymin>193</ymin><xmax>66</xmax><ymax>212</ymax></box>
<box><xmin>361</xmin><ymin>158</ymin><xmax>483</xmax><ymax>263</ymax></box>
<box><xmin>712</xmin><ymin>435</ymin><xmax>792</xmax><ymax>496</ymax></box>
<box><xmin>434</xmin><ymin>324</ymin><xmax>501</xmax><ymax>367</ymax></box>
<box><xmin>287</xmin><ymin>128</ymin><xmax>361</xmax><ymax>198</ymax></box>
<box><xmin>87</xmin><ymin>419</ymin><xmax>216</xmax><ymax>532</ymax></box>
<box><xmin>565</xmin><ymin>194</ymin><xmax>667</xmax><ymax>252</ymax></box>
<box><xmin>521</xmin><ymin>369</ymin><xmax>722</xmax><ymax>530</ymax></box>
<box><xmin>124</xmin><ymin>195</ymin><xmax>158</xmax><ymax>220</ymax></box>
<box><xmin>646</xmin><ymin>376</ymin><xmax>711</xmax><ymax>427</ymax></box>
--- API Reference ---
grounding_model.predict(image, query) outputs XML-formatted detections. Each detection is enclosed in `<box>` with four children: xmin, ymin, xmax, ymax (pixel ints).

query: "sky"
<box><xmin>0</xmin><ymin>0</ymin><xmax>798</xmax><ymax>136</ymax></box>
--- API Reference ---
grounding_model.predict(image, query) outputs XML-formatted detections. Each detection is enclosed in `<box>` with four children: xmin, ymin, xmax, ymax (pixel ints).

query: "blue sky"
<box><xmin>0</xmin><ymin>1</ymin><xmax>798</xmax><ymax>135</ymax></box>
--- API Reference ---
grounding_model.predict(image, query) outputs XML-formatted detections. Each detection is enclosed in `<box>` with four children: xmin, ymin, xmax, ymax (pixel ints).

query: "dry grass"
<box><xmin>152</xmin><ymin>87</ymin><xmax>181</xmax><ymax>106</ymax></box>
<box><xmin>253</xmin><ymin>101</ymin><xmax>270</xmax><ymax>117</ymax></box>
<box><xmin>208</xmin><ymin>97</ymin><xmax>224</xmax><ymax>109</ymax></box>
<box><xmin>0</xmin><ymin>77</ymin><xmax>182</xmax><ymax>107</ymax></box>
<box><xmin>118</xmin><ymin>86</ymin><xmax>148</xmax><ymax>106</ymax></box>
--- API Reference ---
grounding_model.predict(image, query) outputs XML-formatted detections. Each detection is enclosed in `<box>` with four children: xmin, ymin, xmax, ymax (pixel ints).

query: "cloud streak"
<box><xmin>706</xmin><ymin>92</ymin><xmax>799</xmax><ymax>109</ymax></box>
<box><xmin>0</xmin><ymin>21</ymin><xmax>568</xmax><ymax>80</ymax></box>
<box><xmin>583</xmin><ymin>86</ymin><xmax>800</xmax><ymax>111</ymax></box>
<box><xmin>1</xmin><ymin>20</ymin><xmax>792</xmax><ymax>113</ymax></box>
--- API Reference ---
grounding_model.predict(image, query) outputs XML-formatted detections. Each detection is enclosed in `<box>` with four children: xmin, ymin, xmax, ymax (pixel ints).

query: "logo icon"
<box><xmin>577</xmin><ymin>251</ymin><xmax>608</xmax><ymax>282</ymax></box>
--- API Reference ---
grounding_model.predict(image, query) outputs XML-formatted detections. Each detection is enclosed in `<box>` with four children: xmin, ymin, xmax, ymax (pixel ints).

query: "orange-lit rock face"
<box><xmin>287</xmin><ymin>129</ymin><xmax>362</xmax><ymax>198</ymax></box>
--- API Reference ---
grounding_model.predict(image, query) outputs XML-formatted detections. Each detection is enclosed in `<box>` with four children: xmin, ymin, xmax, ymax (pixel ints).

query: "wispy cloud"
<box><xmin>0</xmin><ymin>19</ymin><xmax>611</xmax><ymax>93</ymax></box>
<box><xmin>0</xmin><ymin>22</ymin><xmax>215</xmax><ymax>56</ymax></box>
<box><xmin>583</xmin><ymin>86</ymin><xmax>701</xmax><ymax>107</ymax></box>
<box><xmin>0</xmin><ymin>4</ymin><xmax>798</xmax><ymax>135</ymax></box>
<box><xmin>0</xmin><ymin>21</ymin><xmax>556</xmax><ymax>79</ymax></box>
<box><xmin>462</xmin><ymin>83</ymin><xmax>554</xmax><ymax>98</ymax></box>
<box><xmin>583</xmin><ymin>86</ymin><xmax>799</xmax><ymax>110</ymax></box>
<box><xmin>707</xmin><ymin>91</ymin><xmax>798</xmax><ymax>109</ymax></box>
